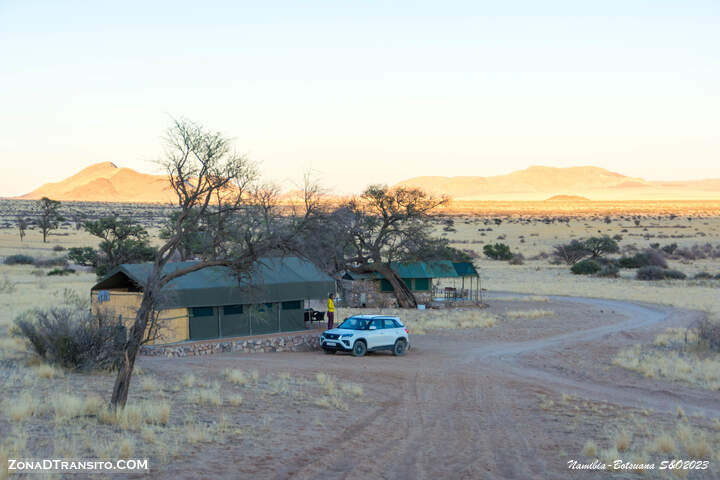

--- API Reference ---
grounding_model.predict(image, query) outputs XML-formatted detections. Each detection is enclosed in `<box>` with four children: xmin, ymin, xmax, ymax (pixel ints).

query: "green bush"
<box><xmin>14</xmin><ymin>308</ymin><xmax>125</xmax><ymax>370</ymax></box>
<box><xmin>4</xmin><ymin>254</ymin><xmax>35</xmax><ymax>265</ymax></box>
<box><xmin>597</xmin><ymin>263</ymin><xmax>619</xmax><ymax>277</ymax></box>
<box><xmin>571</xmin><ymin>259</ymin><xmax>601</xmax><ymax>275</ymax></box>
<box><xmin>693</xmin><ymin>272</ymin><xmax>714</xmax><ymax>280</ymax></box>
<box><xmin>483</xmin><ymin>243</ymin><xmax>513</xmax><ymax>260</ymax></box>
<box><xmin>67</xmin><ymin>247</ymin><xmax>98</xmax><ymax>267</ymax></box>
<box><xmin>47</xmin><ymin>268</ymin><xmax>76</xmax><ymax>276</ymax></box>
<box><xmin>618</xmin><ymin>250</ymin><xmax>667</xmax><ymax>269</ymax></box>
<box><xmin>636</xmin><ymin>266</ymin><xmax>686</xmax><ymax>281</ymax></box>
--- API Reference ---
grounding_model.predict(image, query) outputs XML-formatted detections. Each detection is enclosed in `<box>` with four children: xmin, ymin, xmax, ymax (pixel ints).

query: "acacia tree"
<box><xmin>37</xmin><ymin>197</ymin><xmax>62</xmax><ymax>242</ymax></box>
<box><xmin>83</xmin><ymin>216</ymin><xmax>156</xmax><ymax>277</ymax></box>
<box><xmin>110</xmin><ymin>118</ymin><xmax>315</xmax><ymax>408</ymax></box>
<box><xmin>341</xmin><ymin>185</ymin><xmax>448</xmax><ymax>308</ymax></box>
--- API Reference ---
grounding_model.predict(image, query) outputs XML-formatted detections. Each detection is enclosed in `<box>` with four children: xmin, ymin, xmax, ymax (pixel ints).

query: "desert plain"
<box><xmin>1</xmin><ymin>199</ymin><xmax>719</xmax><ymax>479</ymax></box>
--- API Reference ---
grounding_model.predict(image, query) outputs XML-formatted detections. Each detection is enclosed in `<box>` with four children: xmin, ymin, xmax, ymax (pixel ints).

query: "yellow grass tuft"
<box><xmin>648</xmin><ymin>433</ymin><xmax>676</xmax><ymax>454</ymax></box>
<box><xmin>505</xmin><ymin>309</ymin><xmax>554</xmax><ymax>320</ymax></box>
<box><xmin>51</xmin><ymin>393</ymin><xmax>85</xmax><ymax>424</ymax></box>
<box><xmin>35</xmin><ymin>363</ymin><xmax>63</xmax><ymax>379</ymax></box>
<box><xmin>140</xmin><ymin>375</ymin><xmax>161</xmax><ymax>392</ymax></box>
<box><xmin>224</xmin><ymin>368</ymin><xmax>250</xmax><ymax>385</ymax></box>
<box><xmin>614</xmin><ymin>429</ymin><xmax>632</xmax><ymax>452</ymax></box>
<box><xmin>185</xmin><ymin>421</ymin><xmax>213</xmax><ymax>444</ymax></box>
<box><xmin>144</xmin><ymin>401</ymin><xmax>171</xmax><ymax>425</ymax></box>
<box><xmin>7</xmin><ymin>392</ymin><xmax>37</xmax><ymax>422</ymax></box>
<box><xmin>141</xmin><ymin>427</ymin><xmax>156</xmax><ymax>444</ymax></box>
<box><xmin>582</xmin><ymin>440</ymin><xmax>597</xmax><ymax>457</ymax></box>
<box><xmin>228</xmin><ymin>394</ymin><xmax>243</xmax><ymax>406</ymax></box>
<box><xmin>189</xmin><ymin>388</ymin><xmax>223</xmax><ymax>407</ymax></box>
<box><xmin>182</xmin><ymin>373</ymin><xmax>196</xmax><ymax>388</ymax></box>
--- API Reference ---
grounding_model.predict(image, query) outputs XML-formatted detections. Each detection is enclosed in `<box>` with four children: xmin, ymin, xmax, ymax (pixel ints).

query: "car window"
<box><xmin>370</xmin><ymin>319</ymin><xmax>383</xmax><ymax>329</ymax></box>
<box><xmin>383</xmin><ymin>319</ymin><xmax>397</xmax><ymax>329</ymax></box>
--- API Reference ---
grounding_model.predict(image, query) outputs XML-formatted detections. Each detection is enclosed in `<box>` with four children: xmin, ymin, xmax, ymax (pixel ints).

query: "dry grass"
<box><xmin>504</xmin><ymin>309</ymin><xmax>554</xmax><ymax>320</ymax></box>
<box><xmin>224</xmin><ymin>368</ymin><xmax>250</xmax><ymax>385</ymax></box>
<box><xmin>140</xmin><ymin>375</ymin><xmax>161</xmax><ymax>392</ymax></box>
<box><xmin>51</xmin><ymin>393</ymin><xmax>85</xmax><ymax>424</ymax></box>
<box><xmin>338</xmin><ymin>307</ymin><xmax>498</xmax><ymax>334</ymax></box>
<box><xmin>613</xmin><ymin>330</ymin><xmax>720</xmax><ymax>390</ymax></box>
<box><xmin>182</xmin><ymin>373</ymin><xmax>197</xmax><ymax>388</ymax></box>
<box><xmin>6</xmin><ymin>392</ymin><xmax>37</xmax><ymax>422</ymax></box>
<box><xmin>581</xmin><ymin>440</ymin><xmax>597</xmax><ymax>457</ymax></box>
<box><xmin>189</xmin><ymin>387</ymin><xmax>223</xmax><ymax>407</ymax></box>
<box><xmin>35</xmin><ymin>363</ymin><xmax>64</xmax><ymax>379</ymax></box>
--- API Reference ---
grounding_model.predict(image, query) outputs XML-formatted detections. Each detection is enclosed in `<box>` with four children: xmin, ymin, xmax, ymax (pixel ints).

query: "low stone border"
<box><xmin>140</xmin><ymin>332</ymin><xmax>322</xmax><ymax>358</ymax></box>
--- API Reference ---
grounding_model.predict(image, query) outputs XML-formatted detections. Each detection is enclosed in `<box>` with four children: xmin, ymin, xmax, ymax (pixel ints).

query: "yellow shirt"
<box><xmin>327</xmin><ymin>298</ymin><xmax>335</xmax><ymax>312</ymax></box>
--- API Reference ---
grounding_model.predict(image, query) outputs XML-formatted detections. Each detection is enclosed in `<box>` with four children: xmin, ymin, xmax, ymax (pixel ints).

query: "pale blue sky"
<box><xmin>1</xmin><ymin>0</ymin><xmax>718</xmax><ymax>196</ymax></box>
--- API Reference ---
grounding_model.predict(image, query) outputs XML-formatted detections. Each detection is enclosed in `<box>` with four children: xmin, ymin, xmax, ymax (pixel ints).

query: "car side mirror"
<box><xmin>369</xmin><ymin>325</ymin><xmax>377</xmax><ymax>330</ymax></box>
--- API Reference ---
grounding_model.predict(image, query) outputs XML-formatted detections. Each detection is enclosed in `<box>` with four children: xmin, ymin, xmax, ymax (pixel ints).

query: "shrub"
<box><xmin>33</xmin><ymin>257</ymin><xmax>68</xmax><ymax>268</ymax></box>
<box><xmin>661</xmin><ymin>243</ymin><xmax>678</xmax><ymax>255</ymax></box>
<box><xmin>571</xmin><ymin>259</ymin><xmax>601</xmax><ymax>275</ymax></box>
<box><xmin>508</xmin><ymin>253</ymin><xmax>524</xmax><ymax>265</ymax></box>
<box><xmin>4</xmin><ymin>254</ymin><xmax>35</xmax><ymax>265</ymax></box>
<box><xmin>693</xmin><ymin>272</ymin><xmax>714</xmax><ymax>280</ymax></box>
<box><xmin>552</xmin><ymin>240</ymin><xmax>590</xmax><ymax>265</ymax></box>
<box><xmin>597</xmin><ymin>263</ymin><xmax>620</xmax><ymax>277</ymax></box>
<box><xmin>636</xmin><ymin>266</ymin><xmax>686</xmax><ymax>281</ymax></box>
<box><xmin>618</xmin><ymin>250</ymin><xmax>668</xmax><ymax>269</ymax></box>
<box><xmin>67</xmin><ymin>247</ymin><xmax>98</xmax><ymax>267</ymax></box>
<box><xmin>583</xmin><ymin>236</ymin><xmax>620</xmax><ymax>257</ymax></box>
<box><xmin>52</xmin><ymin>245</ymin><xmax>66</xmax><ymax>252</ymax></box>
<box><xmin>13</xmin><ymin>307</ymin><xmax>125</xmax><ymax>370</ymax></box>
<box><xmin>47</xmin><ymin>268</ymin><xmax>76</xmax><ymax>276</ymax></box>
<box><xmin>483</xmin><ymin>243</ymin><xmax>513</xmax><ymax>260</ymax></box>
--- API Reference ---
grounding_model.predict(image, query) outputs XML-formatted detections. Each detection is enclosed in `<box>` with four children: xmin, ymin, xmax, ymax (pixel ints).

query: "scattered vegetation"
<box><xmin>14</xmin><ymin>307</ymin><xmax>125</xmax><ymax>370</ymax></box>
<box><xmin>483</xmin><ymin>242</ymin><xmax>513</xmax><ymax>260</ymax></box>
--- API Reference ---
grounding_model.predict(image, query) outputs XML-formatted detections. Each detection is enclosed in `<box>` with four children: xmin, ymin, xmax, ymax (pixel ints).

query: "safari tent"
<box><xmin>91</xmin><ymin>257</ymin><xmax>335</xmax><ymax>344</ymax></box>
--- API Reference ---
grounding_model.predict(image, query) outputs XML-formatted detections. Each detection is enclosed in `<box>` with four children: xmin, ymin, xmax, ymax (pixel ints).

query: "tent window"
<box><xmin>223</xmin><ymin>305</ymin><xmax>243</xmax><ymax>315</ymax></box>
<box><xmin>191</xmin><ymin>307</ymin><xmax>214</xmax><ymax>317</ymax></box>
<box><xmin>380</xmin><ymin>279</ymin><xmax>393</xmax><ymax>292</ymax></box>
<box><xmin>414</xmin><ymin>278</ymin><xmax>430</xmax><ymax>291</ymax></box>
<box><xmin>282</xmin><ymin>300</ymin><xmax>301</xmax><ymax>310</ymax></box>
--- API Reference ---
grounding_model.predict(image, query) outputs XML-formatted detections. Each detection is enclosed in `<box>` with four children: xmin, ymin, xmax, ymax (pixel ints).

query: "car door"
<box><xmin>382</xmin><ymin>318</ymin><xmax>400</xmax><ymax>346</ymax></box>
<box><xmin>366</xmin><ymin>319</ymin><xmax>384</xmax><ymax>349</ymax></box>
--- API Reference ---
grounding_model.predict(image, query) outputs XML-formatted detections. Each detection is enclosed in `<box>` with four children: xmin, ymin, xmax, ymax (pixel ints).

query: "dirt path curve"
<box><xmin>286</xmin><ymin>296</ymin><xmax>715</xmax><ymax>480</ymax></box>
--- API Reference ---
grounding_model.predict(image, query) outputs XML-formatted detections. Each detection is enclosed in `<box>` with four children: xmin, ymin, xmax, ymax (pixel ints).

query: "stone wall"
<box><xmin>140</xmin><ymin>331</ymin><xmax>322</xmax><ymax>358</ymax></box>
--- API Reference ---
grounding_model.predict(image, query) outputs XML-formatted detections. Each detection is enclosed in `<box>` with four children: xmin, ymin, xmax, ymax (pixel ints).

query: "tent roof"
<box><xmin>344</xmin><ymin>260</ymin><xmax>460</xmax><ymax>280</ymax></box>
<box><xmin>452</xmin><ymin>262</ymin><xmax>479</xmax><ymax>277</ymax></box>
<box><xmin>92</xmin><ymin>257</ymin><xmax>335</xmax><ymax>308</ymax></box>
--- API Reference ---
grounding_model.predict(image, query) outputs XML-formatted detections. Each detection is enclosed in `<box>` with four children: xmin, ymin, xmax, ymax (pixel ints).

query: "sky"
<box><xmin>1</xmin><ymin>0</ymin><xmax>719</xmax><ymax>196</ymax></box>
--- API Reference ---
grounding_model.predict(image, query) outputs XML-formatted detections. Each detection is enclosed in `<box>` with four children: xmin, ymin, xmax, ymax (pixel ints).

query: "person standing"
<box><xmin>327</xmin><ymin>293</ymin><xmax>335</xmax><ymax>330</ymax></box>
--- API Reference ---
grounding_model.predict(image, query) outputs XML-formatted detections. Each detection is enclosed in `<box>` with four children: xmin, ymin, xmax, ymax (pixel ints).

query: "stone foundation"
<box><xmin>140</xmin><ymin>331</ymin><xmax>322</xmax><ymax>358</ymax></box>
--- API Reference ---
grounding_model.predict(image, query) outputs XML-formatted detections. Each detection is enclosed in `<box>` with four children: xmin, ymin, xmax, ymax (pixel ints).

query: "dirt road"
<box><xmin>148</xmin><ymin>296</ymin><xmax>717</xmax><ymax>479</ymax></box>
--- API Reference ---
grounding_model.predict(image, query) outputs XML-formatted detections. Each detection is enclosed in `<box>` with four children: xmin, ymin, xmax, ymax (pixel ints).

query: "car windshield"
<box><xmin>337</xmin><ymin>317</ymin><xmax>371</xmax><ymax>330</ymax></box>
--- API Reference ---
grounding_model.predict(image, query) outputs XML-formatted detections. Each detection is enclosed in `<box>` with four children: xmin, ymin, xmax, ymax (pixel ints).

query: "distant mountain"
<box><xmin>18</xmin><ymin>162</ymin><xmax>177</xmax><ymax>203</ymax></box>
<box><xmin>16</xmin><ymin>162</ymin><xmax>720</xmax><ymax>203</ymax></box>
<box><xmin>396</xmin><ymin>166</ymin><xmax>720</xmax><ymax>200</ymax></box>
<box><xmin>545</xmin><ymin>195</ymin><xmax>590</xmax><ymax>202</ymax></box>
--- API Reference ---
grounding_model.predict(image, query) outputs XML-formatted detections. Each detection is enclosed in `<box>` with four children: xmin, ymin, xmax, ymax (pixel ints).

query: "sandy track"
<box><xmin>286</xmin><ymin>296</ymin><xmax>714</xmax><ymax>480</ymax></box>
<box><xmin>147</xmin><ymin>296</ymin><xmax>716</xmax><ymax>479</ymax></box>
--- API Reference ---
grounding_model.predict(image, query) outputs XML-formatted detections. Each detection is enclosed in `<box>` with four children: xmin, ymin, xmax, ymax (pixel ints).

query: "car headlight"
<box><xmin>340</xmin><ymin>333</ymin><xmax>353</xmax><ymax>338</ymax></box>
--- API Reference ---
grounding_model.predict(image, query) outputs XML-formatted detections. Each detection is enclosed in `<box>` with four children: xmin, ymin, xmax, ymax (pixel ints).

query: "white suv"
<box><xmin>320</xmin><ymin>315</ymin><xmax>409</xmax><ymax>357</ymax></box>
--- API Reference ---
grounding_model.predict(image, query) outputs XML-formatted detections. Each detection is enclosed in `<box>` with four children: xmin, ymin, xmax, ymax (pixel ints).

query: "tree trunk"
<box><xmin>374</xmin><ymin>263</ymin><xmax>417</xmax><ymax>308</ymax></box>
<box><xmin>110</xmin><ymin>290</ymin><xmax>154</xmax><ymax>409</ymax></box>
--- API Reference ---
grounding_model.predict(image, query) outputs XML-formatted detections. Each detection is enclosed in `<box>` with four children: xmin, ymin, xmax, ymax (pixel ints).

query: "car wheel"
<box><xmin>351</xmin><ymin>340</ymin><xmax>367</xmax><ymax>357</ymax></box>
<box><xmin>323</xmin><ymin>348</ymin><xmax>336</xmax><ymax>354</ymax></box>
<box><xmin>393</xmin><ymin>339</ymin><xmax>407</xmax><ymax>356</ymax></box>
